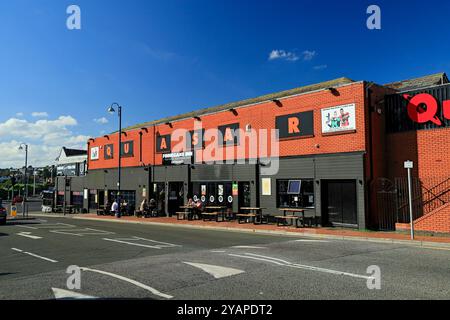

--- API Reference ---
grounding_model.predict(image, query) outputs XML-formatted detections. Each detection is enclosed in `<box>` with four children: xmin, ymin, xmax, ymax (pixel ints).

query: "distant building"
<box><xmin>55</xmin><ymin>147</ymin><xmax>87</xmax><ymax>177</ymax></box>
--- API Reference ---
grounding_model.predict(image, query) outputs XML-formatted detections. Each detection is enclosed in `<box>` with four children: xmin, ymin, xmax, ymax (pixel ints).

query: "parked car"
<box><xmin>0</xmin><ymin>199</ymin><xmax>7</xmax><ymax>225</ymax></box>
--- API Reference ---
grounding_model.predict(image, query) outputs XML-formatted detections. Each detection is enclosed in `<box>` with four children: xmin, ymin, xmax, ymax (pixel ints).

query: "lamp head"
<box><xmin>107</xmin><ymin>106</ymin><xmax>116</xmax><ymax>114</ymax></box>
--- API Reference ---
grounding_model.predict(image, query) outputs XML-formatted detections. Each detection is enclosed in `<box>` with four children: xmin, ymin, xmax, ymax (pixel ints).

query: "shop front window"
<box><xmin>277</xmin><ymin>179</ymin><xmax>315</xmax><ymax>208</ymax></box>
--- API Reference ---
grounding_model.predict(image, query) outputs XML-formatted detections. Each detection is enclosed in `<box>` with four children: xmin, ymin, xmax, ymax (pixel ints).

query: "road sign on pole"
<box><xmin>404</xmin><ymin>160</ymin><xmax>414</xmax><ymax>240</ymax></box>
<box><xmin>11</xmin><ymin>205</ymin><xmax>17</xmax><ymax>218</ymax></box>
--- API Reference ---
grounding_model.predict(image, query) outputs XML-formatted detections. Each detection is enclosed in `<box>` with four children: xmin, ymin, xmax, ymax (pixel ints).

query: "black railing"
<box><xmin>396</xmin><ymin>177</ymin><xmax>450</xmax><ymax>223</ymax></box>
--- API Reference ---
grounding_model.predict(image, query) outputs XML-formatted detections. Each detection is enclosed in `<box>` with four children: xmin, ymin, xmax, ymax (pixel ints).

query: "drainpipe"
<box><xmin>366</xmin><ymin>82</ymin><xmax>375</xmax><ymax>229</ymax></box>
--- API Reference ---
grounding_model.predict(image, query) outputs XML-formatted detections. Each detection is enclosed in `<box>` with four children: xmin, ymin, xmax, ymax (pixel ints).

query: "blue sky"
<box><xmin>1</xmin><ymin>0</ymin><xmax>449</xmax><ymax>167</ymax></box>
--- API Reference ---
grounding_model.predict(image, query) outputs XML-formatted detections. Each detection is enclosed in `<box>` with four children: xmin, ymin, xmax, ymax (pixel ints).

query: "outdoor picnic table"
<box><xmin>204</xmin><ymin>206</ymin><xmax>228</xmax><ymax>222</ymax></box>
<box><xmin>178</xmin><ymin>205</ymin><xmax>196</xmax><ymax>220</ymax></box>
<box><xmin>277</xmin><ymin>208</ymin><xmax>318</xmax><ymax>227</ymax></box>
<box><xmin>239</xmin><ymin>207</ymin><xmax>267</xmax><ymax>224</ymax></box>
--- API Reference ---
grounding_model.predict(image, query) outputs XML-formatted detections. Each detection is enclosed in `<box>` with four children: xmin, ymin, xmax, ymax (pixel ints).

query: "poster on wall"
<box><xmin>321</xmin><ymin>103</ymin><xmax>356</xmax><ymax>134</ymax></box>
<box><xmin>261</xmin><ymin>178</ymin><xmax>271</xmax><ymax>196</ymax></box>
<box><xmin>232</xmin><ymin>183</ymin><xmax>238</xmax><ymax>196</ymax></box>
<box><xmin>218</xmin><ymin>185</ymin><xmax>224</xmax><ymax>196</ymax></box>
<box><xmin>90</xmin><ymin>147</ymin><xmax>99</xmax><ymax>160</ymax></box>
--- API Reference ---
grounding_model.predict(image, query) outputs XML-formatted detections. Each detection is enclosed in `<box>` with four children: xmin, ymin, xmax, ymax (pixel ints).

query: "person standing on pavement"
<box><xmin>111</xmin><ymin>199</ymin><xmax>120</xmax><ymax>218</ymax></box>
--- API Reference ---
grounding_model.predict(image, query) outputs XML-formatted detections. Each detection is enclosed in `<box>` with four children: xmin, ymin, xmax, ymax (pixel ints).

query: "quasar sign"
<box><xmin>404</xmin><ymin>93</ymin><xmax>450</xmax><ymax>126</ymax></box>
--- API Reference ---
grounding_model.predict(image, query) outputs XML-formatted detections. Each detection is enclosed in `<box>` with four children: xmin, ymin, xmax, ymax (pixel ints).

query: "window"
<box><xmin>277</xmin><ymin>179</ymin><xmax>314</xmax><ymax>208</ymax></box>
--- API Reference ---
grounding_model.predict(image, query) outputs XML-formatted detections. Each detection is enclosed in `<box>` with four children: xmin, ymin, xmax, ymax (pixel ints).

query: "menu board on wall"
<box><xmin>321</xmin><ymin>103</ymin><xmax>356</xmax><ymax>134</ymax></box>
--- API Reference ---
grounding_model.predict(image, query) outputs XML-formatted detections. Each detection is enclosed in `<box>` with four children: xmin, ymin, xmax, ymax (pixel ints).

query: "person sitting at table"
<box><xmin>192</xmin><ymin>199</ymin><xmax>203</xmax><ymax>220</ymax></box>
<box><xmin>187</xmin><ymin>198</ymin><xmax>194</xmax><ymax>207</ymax></box>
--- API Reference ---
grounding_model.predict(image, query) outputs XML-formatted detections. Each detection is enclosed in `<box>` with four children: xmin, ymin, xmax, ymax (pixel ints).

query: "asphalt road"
<box><xmin>0</xmin><ymin>216</ymin><xmax>449</xmax><ymax>300</ymax></box>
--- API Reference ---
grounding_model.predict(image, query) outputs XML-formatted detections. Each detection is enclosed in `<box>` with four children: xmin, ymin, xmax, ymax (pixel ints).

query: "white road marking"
<box><xmin>418</xmin><ymin>246</ymin><xmax>450</xmax><ymax>251</ymax></box>
<box><xmin>229</xmin><ymin>254</ymin><xmax>285</xmax><ymax>266</ymax></box>
<box><xmin>17</xmin><ymin>232</ymin><xmax>42</xmax><ymax>240</ymax></box>
<box><xmin>52</xmin><ymin>288</ymin><xmax>97</xmax><ymax>300</ymax></box>
<box><xmin>19</xmin><ymin>223</ymin><xmax>75</xmax><ymax>230</ymax></box>
<box><xmin>80</xmin><ymin>267</ymin><xmax>173</xmax><ymax>299</ymax></box>
<box><xmin>211</xmin><ymin>250</ymin><xmax>227</xmax><ymax>253</ymax></box>
<box><xmin>11</xmin><ymin>248</ymin><xmax>58</xmax><ymax>263</ymax></box>
<box><xmin>293</xmin><ymin>239</ymin><xmax>330</xmax><ymax>243</ymax></box>
<box><xmin>50</xmin><ymin>228</ymin><xmax>115</xmax><ymax>236</ymax></box>
<box><xmin>103</xmin><ymin>237</ymin><xmax>180</xmax><ymax>249</ymax></box>
<box><xmin>183</xmin><ymin>262</ymin><xmax>245</xmax><ymax>279</ymax></box>
<box><xmin>231</xmin><ymin>246</ymin><xmax>267</xmax><ymax>249</ymax></box>
<box><xmin>228</xmin><ymin>252</ymin><xmax>371</xmax><ymax>280</ymax></box>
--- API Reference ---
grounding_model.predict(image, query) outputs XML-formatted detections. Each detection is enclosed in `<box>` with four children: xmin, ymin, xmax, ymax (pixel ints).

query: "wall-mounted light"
<box><xmin>165</xmin><ymin>122</ymin><xmax>173</xmax><ymax>128</ymax></box>
<box><xmin>121</xmin><ymin>131</ymin><xmax>128</xmax><ymax>137</ymax></box>
<box><xmin>272</xmin><ymin>99</ymin><xmax>283</xmax><ymax>107</ymax></box>
<box><xmin>229</xmin><ymin>108</ymin><xmax>238</xmax><ymax>116</ymax></box>
<box><xmin>194</xmin><ymin>116</ymin><xmax>201</xmax><ymax>121</ymax></box>
<box><xmin>141</xmin><ymin>127</ymin><xmax>149</xmax><ymax>133</ymax></box>
<box><xmin>104</xmin><ymin>135</ymin><xmax>110</xmax><ymax>140</ymax></box>
<box><xmin>327</xmin><ymin>87</ymin><xmax>340</xmax><ymax>96</ymax></box>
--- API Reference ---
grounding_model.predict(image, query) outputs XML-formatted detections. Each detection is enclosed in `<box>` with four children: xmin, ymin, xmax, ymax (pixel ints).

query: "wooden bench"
<box><xmin>176</xmin><ymin>212</ymin><xmax>189</xmax><ymax>220</ymax></box>
<box><xmin>202</xmin><ymin>212</ymin><xmax>223</xmax><ymax>222</ymax></box>
<box><xmin>275</xmin><ymin>215</ymin><xmax>301</xmax><ymax>228</ymax></box>
<box><xmin>236</xmin><ymin>213</ymin><xmax>256</xmax><ymax>224</ymax></box>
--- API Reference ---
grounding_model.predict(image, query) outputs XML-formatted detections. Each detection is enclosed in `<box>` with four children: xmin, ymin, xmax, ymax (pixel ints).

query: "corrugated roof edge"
<box><xmin>121</xmin><ymin>77</ymin><xmax>356</xmax><ymax>132</ymax></box>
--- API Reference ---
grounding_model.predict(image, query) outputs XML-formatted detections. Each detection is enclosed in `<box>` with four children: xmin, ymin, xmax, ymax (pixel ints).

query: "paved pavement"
<box><xmin>1</xmin><ymin>216</ymin><xmax>450</xmax><ymax>300</ymax></box>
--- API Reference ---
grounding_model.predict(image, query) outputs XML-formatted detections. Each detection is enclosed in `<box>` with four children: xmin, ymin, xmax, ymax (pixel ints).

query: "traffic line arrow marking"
<box><xmin>17</xmin><ymin>232</ymin><xmax>42</xmax><ymax>240</ymax></box>
<box><xmin>183</xmin><ymin>262</ymin><xmax>245</xmax><ymax>279</ymax></box>
<box><xmin>52</xmin><ymin>288</ymin><xmax>97</xmax><ymax>300</ymax></box>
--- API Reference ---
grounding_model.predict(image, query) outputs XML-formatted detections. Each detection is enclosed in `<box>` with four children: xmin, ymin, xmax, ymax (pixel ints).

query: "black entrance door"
<box><xmin>322</xmin><ymin>180</ymin><xmax>357</xmax><ymax>227</ymax></box>
<box><xmin>168</xmin><ymin>182</ymin><xmax>184</xmax><ymax>216</ymax></box>
<box><xmin>238</xmin><ymin>182</ymin><xmax>251</xmax><ymax>209</ymax></box>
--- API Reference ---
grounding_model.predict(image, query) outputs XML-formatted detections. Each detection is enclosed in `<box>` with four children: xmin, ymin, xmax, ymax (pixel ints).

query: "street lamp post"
<box><xmin>107</xmin><ymin>103</ymin><xmax>122</xmax><ymax>218</ymax></box>
<box><xmin>18</xmin><ymin>143</ymin><xmax>28</xmax><ymax>216</ymax></box>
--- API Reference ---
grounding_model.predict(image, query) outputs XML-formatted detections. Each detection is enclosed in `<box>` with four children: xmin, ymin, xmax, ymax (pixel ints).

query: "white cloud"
<box><xmin>269</xmin><ymin>49</ymin><xmax>317</xmax><ymax>62</ymax></box>
<box><xmin>94</xmin><ymin>117</ymin><xmax>109</xmax><ymax>124</ymax></box>
<box><xmin>302</xmin><ymin>50</ymin><xmax>316</xmax><ymax>61</ymax></box>
<box><xmin>313</xmin><ymin>64</ymin><xmax>328</xmax><ymax>70</ymax></box>
<box><xmin>31</xmin><ymin>112</ymin><xmax>49</xmax><ymax>118</ymax></box>
<box><xmin>0</xmin><ymin>115</ymin><xmax>89</xmax><ymax>168</ymax></box>
<box><xmin>268</xmin><ymin>50</ymin><xmax>299</xmax><ymax>62</ymax></box>
<box><xmin>16</xmin><ymin>112</ymin><xmax>24</xmax><ymax>117</ymax></box>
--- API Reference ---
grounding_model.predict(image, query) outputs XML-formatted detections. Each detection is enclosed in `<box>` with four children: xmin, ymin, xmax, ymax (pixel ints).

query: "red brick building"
<box><xmin>57</xmin><ymin>73</ymin><xmax>450</xmax><ymax>233</ymax></box>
